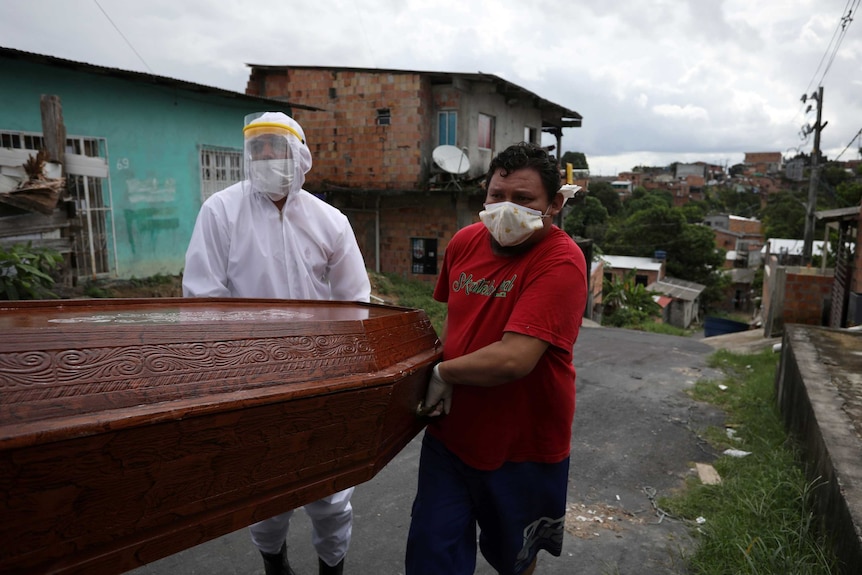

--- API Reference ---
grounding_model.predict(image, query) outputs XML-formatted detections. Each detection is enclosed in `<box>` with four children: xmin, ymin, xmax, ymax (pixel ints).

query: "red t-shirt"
<box><xmin>428</xmin><ymin>222</ymin><xmax>588</xmax><ymax>470</ymax></box>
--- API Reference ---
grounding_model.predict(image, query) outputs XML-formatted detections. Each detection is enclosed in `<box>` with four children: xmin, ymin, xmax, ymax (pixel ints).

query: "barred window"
<box><xmin>200</xmin><ymin>146</ymin><xmax>243</xmax><ymax>202</ymax></box>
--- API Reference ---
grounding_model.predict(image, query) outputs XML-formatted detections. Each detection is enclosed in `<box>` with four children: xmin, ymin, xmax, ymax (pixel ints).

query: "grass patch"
<box><xmin>626</xmin><ymin>321</ymin><xmax>693</xmax><ymax>337</ymax></box>
<box><xmin>369</xmin><ymin>272</ymin><xmax>446</xmax><ymax>336</ymax></box>
<box><xmin>660</xmin><ymin>349</ymin><xmax>839</xmax><ymax>574</ymax></box>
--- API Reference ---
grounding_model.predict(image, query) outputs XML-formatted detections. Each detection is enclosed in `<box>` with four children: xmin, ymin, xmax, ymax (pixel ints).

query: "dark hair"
<box><xmin>484</xmin><ymin>142</ymin><xmax>561</xmax><ymax>202</ymax></box>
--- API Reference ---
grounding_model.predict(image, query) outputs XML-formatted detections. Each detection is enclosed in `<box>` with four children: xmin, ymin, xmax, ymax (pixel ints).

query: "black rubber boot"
<box><xmin>260</xmin><ymin>542</ymin><xmax>298</xmax><ymax>575</ymax></box>
<box><xmin>318</xmin><ymin>557</ymin><xmax>344</xmax><ymax>575</ymax></box>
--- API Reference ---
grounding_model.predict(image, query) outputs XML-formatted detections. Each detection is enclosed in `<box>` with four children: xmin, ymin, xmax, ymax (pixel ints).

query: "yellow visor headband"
<box><xmin>243</xmin><ymin>122</ymin><xmax>304</xmax><ymax>142</ymax></box>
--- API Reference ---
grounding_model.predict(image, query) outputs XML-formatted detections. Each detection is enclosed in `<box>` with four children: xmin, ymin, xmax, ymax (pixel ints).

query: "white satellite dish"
<box><xmin>432</xmin><ymin>145</ymin><xmax>470</xmax><ymax>175</ymax></box>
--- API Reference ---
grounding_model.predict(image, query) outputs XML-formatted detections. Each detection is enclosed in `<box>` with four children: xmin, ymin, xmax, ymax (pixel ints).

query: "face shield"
<box><xmin>242</xmin><ymin>112</ymin><xmax>312</xmax><ymax>201</ymax></box>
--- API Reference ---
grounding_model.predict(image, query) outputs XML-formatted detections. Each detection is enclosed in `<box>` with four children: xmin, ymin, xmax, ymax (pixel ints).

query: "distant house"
<box><xmin>610</xmin><ymin>180</ymin><xmax>633</xmax><ymax>198</ymax></box>
<box><xmin>704</xmin><ymin>214</ymin><xmax>764</xmax><ymax>268</ymax></box>
<box><xmin>719</xmin><ymin>267</ymin><xmax>758</xmax><ymax>315</ymax></box>
<box><xmin>743</xmin><ymin>152</ymin><xmax>782</xmax><ymax>176</ymax></box>
<box><xmin>0</xmin><ymin>46</ymin><xmax>307</xmax><ymax>281</ymax></box>
<box><xmin>675</xmin><ymin>163</ymin><xmax>705</xmax><ymax>179</ymax></box>
<box><xmin>601</xmin><ymin>254</ymin><xmax>665</xmax><ymax>286</ymax></box>
<box><xmin>244</xmin><ymin>65</ymin><xmax>582</xmax><ymax>280</ymax></box>
<box><xmin>646</xmin><ymin>276</ymin><xmax>705</xmax><ymax>329</ymax></box>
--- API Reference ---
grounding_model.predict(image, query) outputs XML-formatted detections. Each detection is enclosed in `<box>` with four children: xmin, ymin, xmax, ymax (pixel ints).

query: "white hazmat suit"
<box><xmin>183</xmin><ymin>112</ymin><xmax>370</xmax><ymax>570</ymax></box>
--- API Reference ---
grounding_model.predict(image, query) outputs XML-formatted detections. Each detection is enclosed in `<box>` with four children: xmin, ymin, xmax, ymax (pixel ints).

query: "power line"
<box><xmin>351</xmin><ymin>0</ymin><xmax>377</xmax><ymax>68</ymax></box>
<box><xmin>799</xmin><ymin>0</ymin><xmax>852</xmax><ymax>98</ymax></box>
<box><xmin>835</xmin><ymin>127</ymin><xmax>862</xmax><ymax>160</ymax></box>
<box><xmin>794</xmin><ymin>1</ymin><xmax>858</xmax><ymax>130</ymax></box>
<box><xmin>93</xmin><ymin>0</ymin><xmax>153</xmax><ymax>74</ymax></box>
<box><xmin>818</xmin><ymin>0</ymin><xmax>859</xmax><ymax>84</ymax></box>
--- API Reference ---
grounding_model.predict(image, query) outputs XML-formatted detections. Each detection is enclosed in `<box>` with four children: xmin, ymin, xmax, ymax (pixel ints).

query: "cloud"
<box><xmin>1</xmin><ymin>0</ymin><xmax>860</xmax><ymax>176</ymax></box>
<box><xmin>652</xmin><ymin>104</ymin><xmax>710</xmax><ymax>122</ymax></box>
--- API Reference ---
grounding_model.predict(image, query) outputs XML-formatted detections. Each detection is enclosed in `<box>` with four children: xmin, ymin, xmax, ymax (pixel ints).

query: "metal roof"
<box><xmin>815</xmin><ymin>205</ymin><xmax>860</xmax><ymax>223</ymax></box>
<box><xmin>1</xmin><ymin>46</ymin><xmax>323</xmax><ymax>111</ymax></box>
<box><xmin>601</xmin><ymin>255</ymin><xmax>663</xmax><ymax>272</ymax></box>
<box><xmin>646</xmin><ymin>277</ymin><xmax>705</xmax><ymax>301</ymax></box>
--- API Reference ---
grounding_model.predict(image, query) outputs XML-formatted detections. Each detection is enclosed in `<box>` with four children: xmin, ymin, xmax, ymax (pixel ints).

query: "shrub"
<box><xmin>0</xmin><ymin>242</ymin><xmax>64</xmax><ymax>300</ymax></box>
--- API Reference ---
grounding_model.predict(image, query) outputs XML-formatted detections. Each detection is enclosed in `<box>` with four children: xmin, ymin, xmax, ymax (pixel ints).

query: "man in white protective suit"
<box><xmin>183</xmin><ymin>111</ymin><xmax>371</xmax><ymax>575</ymax></box>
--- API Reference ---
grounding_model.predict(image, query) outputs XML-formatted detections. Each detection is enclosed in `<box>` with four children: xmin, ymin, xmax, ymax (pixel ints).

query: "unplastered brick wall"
<box><xmin>332</xmin><ymin>192</ymin><xmax>483</xmax><ymax>285</ymax></box>
<box><xmin>782</xmin><ymin>269</ymin><xmax>833</xmax><ymax>325</ymax></box>
<box><xmin>254</xmin><ymin>68</ymin><xmax>429</xmax><ymax>191</ymax></box>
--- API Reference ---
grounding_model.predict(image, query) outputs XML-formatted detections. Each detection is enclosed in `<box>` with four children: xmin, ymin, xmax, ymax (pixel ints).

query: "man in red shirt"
<box><xmin>406</xmin><ymin>142</ymin><xmax>587</xmax><ymax>575</ymax></box>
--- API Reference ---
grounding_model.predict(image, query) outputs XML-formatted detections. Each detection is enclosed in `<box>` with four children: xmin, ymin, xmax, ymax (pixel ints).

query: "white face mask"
<box><xmin>250</xmin><ymin>159</ymin><xmax>294</xmax><ymax>201</ymax></box>
<box><xmin>479</xmin><ymin>201</ymin><xmax>547</xmax><ymax>247</ymax></box>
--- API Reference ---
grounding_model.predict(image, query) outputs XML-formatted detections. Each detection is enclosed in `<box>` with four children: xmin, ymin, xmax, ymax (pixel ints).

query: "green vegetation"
<box><xmin>0</xmin><ymin>242</ymin><xmax>63</xmax><ymax>300</ymax></box>
<box><xmin>126</xmin><ymin>273</ymin><xmax>177</xmax><ymax>287</ymax></box>
<box><xmin>565</xmin><ymin>186</ymin><xmax>728</xmax><ymax>310</ymax></box>
<box><xmin>369</xmin><ymin>272</ymin><xmax>447</xmax><ymax>335</ymax></box>
<box><xmin>661</xmin><ymin>349</ymin><xmax>839</xmax><ymax>574</ymax></box>
<box><xmin>601</xmin><ymin>269</ymin><xmax>661</xmax><ymax>327</ymax></box>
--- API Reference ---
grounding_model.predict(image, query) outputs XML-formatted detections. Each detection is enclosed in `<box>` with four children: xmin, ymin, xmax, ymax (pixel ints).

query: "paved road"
<box><xmin>131</xmin><ymin>325</ymin><xmax>730</xmax><ymax>575</ymax></box>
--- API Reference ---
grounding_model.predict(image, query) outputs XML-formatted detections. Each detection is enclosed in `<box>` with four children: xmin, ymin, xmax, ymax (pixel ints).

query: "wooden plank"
<box><xmin>40</xmin><ymin>95</ymin><xmax>67</xmax><ymax>166</ymax></box>
<box><xmin>0</xmin><ymin>236</ymin><xmax>73</xmax><ymax>253</ymax></box>
<box><xmin>0</xmin><ymin>149</ymin><xmax>106</xmax><ymax>178</ymax></box>
<box><xmin>0</xmin><ymin>208</ymin><xmax>70</xmax><ymax>238</ymax></box>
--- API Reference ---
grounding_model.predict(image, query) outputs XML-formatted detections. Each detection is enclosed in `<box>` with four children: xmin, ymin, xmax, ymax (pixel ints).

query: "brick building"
<box><xmin>244</xmin><ymin>65</ymin><xmax>582</xmax><ymax>281</ymax></box>
<box><xmin>743</xmin><ymin>151</ymin><xmax>783</xmax><ymax>176</ymax></box>
<box><xmin>704</xmin><ymin>214</ymin><xmax>764</xmax><ymax>268</ymax></box>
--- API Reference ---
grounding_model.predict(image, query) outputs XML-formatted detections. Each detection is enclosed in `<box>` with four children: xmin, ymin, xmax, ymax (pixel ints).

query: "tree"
<box><xmin>559</xmin><ymin>151</ymin><xmax>589</xmax><ymax>170</ymax></box>
<box><xmin>589</xmin><ymin>181</ymin><xmax>623</xmax><ymax>217</ymax></box>
<box><xmin>667</xmin><ymin>223</ymin><xmax>728</xmax><ymax>309</ymax></box>
<box><xmin>604</xmin><ymin>205</ymin><xmax>686</xmax><ymax>258</ymax></box>
<box><xmin>761</xmin><ymin>191</ymin><xmax>807</xmax><ymax>238</ymax></box>
<box><xmin>563</xmin><ymin>196</ymin><xmax>608</xmax><ymax>240</ymax></box>
<box><xmin>837</xmin><ymin>180</ymin><xmax>862</xmax><ymax>208</ymax></box>
<box><xmin>713</xmin><ymin>186</ymin><xmax>761</xmax><ymax>218</ymax></box>
<box><xmin>601</xmin><ymin>205</ymin><xmax>727</xmax><ymax>309</ymax></box>
<box><xmin>729</xmin><ymin>163</ymin><xmax>746</xmax><ymax>177</ymax></box>
<box><xmin>821</xmin><ymin>162</ymin><xmax>853</xmax><ymax>189</ymax></box>
<box><xmin>623</xmin><ymin>188</ymin><xmax>673</xmax><ymax>216</ymax></box>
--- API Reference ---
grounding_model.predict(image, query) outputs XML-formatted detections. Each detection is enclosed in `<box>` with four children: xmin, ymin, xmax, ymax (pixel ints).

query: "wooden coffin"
<box><xmin>0</xmin><ymin>298</ymin><xmax>440</xmax><ymax>574</ymax></box>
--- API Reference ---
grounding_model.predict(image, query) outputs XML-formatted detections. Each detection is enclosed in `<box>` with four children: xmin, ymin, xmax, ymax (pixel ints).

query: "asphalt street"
<box><xmin>131</xmin><ymin>325</ymin><xmax>731</xmax><ymax>575</ymax></box>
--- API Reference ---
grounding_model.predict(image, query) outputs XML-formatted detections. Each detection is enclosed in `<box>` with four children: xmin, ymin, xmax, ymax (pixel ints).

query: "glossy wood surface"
<box><xmin>0</xmin><ymin>298</ymin><xmax>440</xmax><ymax>574</ymax></box>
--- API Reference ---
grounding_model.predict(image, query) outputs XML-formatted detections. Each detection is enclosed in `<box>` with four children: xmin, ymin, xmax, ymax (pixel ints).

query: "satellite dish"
<box><xmin>432</xmin><ymin>145</ymin><xmax>470</xmax><ymax>175</ymax></box>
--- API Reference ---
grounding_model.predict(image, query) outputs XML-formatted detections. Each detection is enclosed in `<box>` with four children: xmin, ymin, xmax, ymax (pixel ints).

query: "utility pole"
<box><xmin>802</xmin><ymin>86</ymin><xmax>824</xmax><ymax>265</ymax></box>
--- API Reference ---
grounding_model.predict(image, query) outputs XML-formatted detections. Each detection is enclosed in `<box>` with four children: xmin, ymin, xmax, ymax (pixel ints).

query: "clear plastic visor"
<box><xmin>246</xmin><ymin>133</ymin><xmax>293</xmax><ymax>160</ymax></box>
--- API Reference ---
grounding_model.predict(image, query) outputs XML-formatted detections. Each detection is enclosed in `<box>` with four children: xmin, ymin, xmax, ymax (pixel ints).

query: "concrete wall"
<box><xmin>1</xmin><ymin>55</ymin><xmax>274</xmax><ymax>278</ymax></box>
<box><xmin>668</xmin><ymin>298</ymin><xmax>698</xmax><ymax>329</ymax></box>
<box><xmin>775</xmin><ymin>326</ymin><xmax>862</xmax><ymax>575</ymax></box>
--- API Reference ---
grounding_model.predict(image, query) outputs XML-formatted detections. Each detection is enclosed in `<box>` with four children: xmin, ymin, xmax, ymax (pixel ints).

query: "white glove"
<box><xmin>420</xmin><ymin>363</ymin><xmax>452</xmax><ymax>417</ymax></box>
<box><xmin>558</xmin><ymin>184</ymin><xmax>583</xmax><ymax>202</ymax></box>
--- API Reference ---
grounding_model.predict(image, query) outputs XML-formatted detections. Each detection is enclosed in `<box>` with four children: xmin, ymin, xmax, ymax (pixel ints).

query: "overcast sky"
<box><xmin>2</xmin><ymin>0</ymin><xmax>860</xmax><ymax>176</ymax></box>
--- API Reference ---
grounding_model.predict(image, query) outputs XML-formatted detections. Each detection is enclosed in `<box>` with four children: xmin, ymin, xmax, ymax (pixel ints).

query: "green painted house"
<box><xmin>0</xmin><ymin>46</ymin><xmax>316</xmax><ymax>281</ymax></box>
